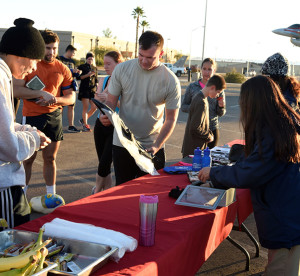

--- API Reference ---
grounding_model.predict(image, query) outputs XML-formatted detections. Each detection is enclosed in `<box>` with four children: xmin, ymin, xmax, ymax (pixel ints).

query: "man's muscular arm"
<box><xmin>13</xmin><ymin>78</ymin><xmax>56</xmax><ymax>104</ymax></box>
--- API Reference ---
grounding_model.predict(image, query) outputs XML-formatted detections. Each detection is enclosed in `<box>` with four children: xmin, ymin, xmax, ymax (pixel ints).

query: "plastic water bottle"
<box><xmin>202</xmin><ymin>147</ymin><xmax>211</xmax><ymax>168</ymax></box>
<box><xmin>192</xmin><ymin>147</ymin><xmax>202</xmax><ymax>171</ymax></box>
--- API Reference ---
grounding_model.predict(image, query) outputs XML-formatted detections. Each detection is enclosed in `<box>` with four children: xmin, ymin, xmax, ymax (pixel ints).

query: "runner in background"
<box><xmin>58</xmin><ymin>45</ymin><xmax>82</xmax><ymax>133</ymax></box>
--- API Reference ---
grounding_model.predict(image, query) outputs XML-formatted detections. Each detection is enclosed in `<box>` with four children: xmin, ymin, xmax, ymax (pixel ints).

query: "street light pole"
<box><xmin>201</xmin><ymin>0</ymin><xmax>208</xmax><ymax>62</ymax></box>
<box><xmin>189</xmin><ymin>27</ymin><xmax>201</xmax><ymax>68</ymax></box>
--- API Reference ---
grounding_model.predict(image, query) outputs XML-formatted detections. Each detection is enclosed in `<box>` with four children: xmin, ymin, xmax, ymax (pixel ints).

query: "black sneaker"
<box><xmin>68</xmin><ymin>126</ymin><xmax>81</xmax><ymax>133</ymax></box>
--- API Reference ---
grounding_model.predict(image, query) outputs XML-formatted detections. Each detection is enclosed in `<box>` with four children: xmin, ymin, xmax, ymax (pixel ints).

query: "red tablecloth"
<box><xmin>17</xmin><ymin>169</ymin><xmax>252</xmax><ymax>276</ymax></box>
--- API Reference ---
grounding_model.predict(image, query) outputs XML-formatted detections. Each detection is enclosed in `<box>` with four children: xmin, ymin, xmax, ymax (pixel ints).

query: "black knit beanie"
<box><xmin>0</xmin><ymin>18</ymin><xmax>45</xmax><ymax>59</ymax></box>
<box><xmin>261</xmin><ymin>53</ymin><xmax>289</xmax><ymax>76</ymax></box>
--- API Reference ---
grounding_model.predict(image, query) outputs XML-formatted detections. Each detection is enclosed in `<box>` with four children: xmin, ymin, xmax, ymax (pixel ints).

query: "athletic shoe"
<box><xmin>79</xmin><ymin>118</ymin><xmax>84</xmax><ymax>126</ymax></box>
<box><xmin>67</xmin><ymin>126</ymin><xmax>81</xmax><ymax>133</ymax></box>
<box><xmin>82</xmin><ymin>124</ymin><xmax>91</xmax><ymax>132</ymax></box>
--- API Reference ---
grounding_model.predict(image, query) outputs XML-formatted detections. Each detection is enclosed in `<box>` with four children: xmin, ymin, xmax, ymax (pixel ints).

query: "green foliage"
<box><xmin>174</xmin><ymin>53</ymin><xmax>183</xmax><ymax>61</ymax></box>
<box><xmin>102</xmin><ymin>28</ymin><xmax>113</xmax><ymax>38</ymax></box>
<box><xmin>73</xmin><ymin>59</ymin><xmax>81</xmax><ymax>67</ymax></box>
<box><xmin>132</xmin><ymin>6</ymin><xmax>146</xmax><ymax>58</ymax></box>
<box><xmin>92</xmin><ymin>46</ymin><xmax>116</xmax><ymax>66</ymax></box>
<box><xmin>140</xmin><ymin>20</ymin><xmax>150</xmax><ymax>33</ymax></box>
<box><xmin>225</xmin><ymin>69</ymin><xmax>246</xmax><ymax>83</ymax></box>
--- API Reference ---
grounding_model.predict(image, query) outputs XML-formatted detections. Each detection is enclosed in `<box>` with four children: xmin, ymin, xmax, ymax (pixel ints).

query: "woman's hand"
<box><xmin>198</xmin><ymin>167</ymin><xmax>211</xmax><ymax>182</ymax></box>
<box><xmin>99</xmin><ymin>114</ymin><xmax>112</xmax><ymax>126</ymax></box>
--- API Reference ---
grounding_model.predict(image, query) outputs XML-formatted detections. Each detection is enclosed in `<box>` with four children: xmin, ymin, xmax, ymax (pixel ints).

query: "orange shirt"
<box><xmin>23</xmin><ymin>59</ymin><xmax>73</xmax><ymax>116</ymax></box>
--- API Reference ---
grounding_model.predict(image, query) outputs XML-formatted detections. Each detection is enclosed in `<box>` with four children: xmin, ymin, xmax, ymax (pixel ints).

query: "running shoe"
<box><xmin>67</xmin><ymin>126</ymin><xmax>81</xmax><ymax>133</ymax></box>
<box><xmin>82</xmin><ymin>124</ymin><xmax>91</xmax><ymax>132</ymax></box>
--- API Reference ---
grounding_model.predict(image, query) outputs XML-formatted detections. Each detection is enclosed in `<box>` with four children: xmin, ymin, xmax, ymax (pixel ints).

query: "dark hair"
<box><xmin>105</xmin><ymin>51</ymin><xmax>124</xmax><ymax>63</ymax></box>
<box><xmin>65</xmin><ymin>44</ymin><xmax>76</xmax><ymax>52</ymax></box>
<box><xmin>240</xmin><ymin>75</ymin><xmax>300</xmax><ymax>163</ymax></box>
<box><xmin>40</xmin><ymin>29</ymin><xmax>60</xmax><ymax>44</ymax></box>
<box><xmin>206</xmin><ymin>74</ymin><xmax>226</xmax><ymax>90</ymax></box>
<box><xmin>86</xmin><ymin>52</ymin><xmax>94</xmax><ymax>59</ymax></box>
<box><xmin>201</xmin><ymin>58</ymin><xmax>217</xmax><ymax>70</ymax></box>
<box><xmin>269</xmin><ymin>75</ymin><xmax>300</xmax><ymax>105</ymax></box>
<box><xmin>138</xmin><ymin>31</ymin><xmax>164</xmax><ymax>50</ymax></box>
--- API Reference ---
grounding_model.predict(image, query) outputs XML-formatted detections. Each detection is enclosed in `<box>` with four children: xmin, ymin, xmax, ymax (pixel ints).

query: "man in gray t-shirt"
<box><xmin>100</xmin><ymin>31</ymin><xmax>181</xmax><ymax>185</ymax></box>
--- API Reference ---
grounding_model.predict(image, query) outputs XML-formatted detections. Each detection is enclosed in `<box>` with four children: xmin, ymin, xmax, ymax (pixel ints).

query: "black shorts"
<box><xmin>78</xmin><ymin>90</ymin><xmax>95</xmax><ymax>101</ymax></box>
<box><xmin>23</xmin><ymin>109</ymin><xmax>63</xmax><ymax>142</ymax></box>
<box><xmin>0</xmin><ymin>186</ymin><xmax>30</xmax><ymax>229</ymax></box>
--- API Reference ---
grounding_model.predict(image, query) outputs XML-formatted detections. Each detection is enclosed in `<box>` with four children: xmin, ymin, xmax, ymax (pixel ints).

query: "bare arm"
<box><xmin>56</xmin><ymin>88</ymin><xmax>75</xmax><ymax>106</ymax></box>
<box><xmin>13</xmin><ymin>78</ymin><xmax>56</xmax><ymax>104</ymax></box>
<box><xmin>80</xmin><ymin>71</ymin><xmax>95</xmax><ymax>80</ymax></box>
<box><xmin>99</xmin><ymin>93</ymin><xmax>119</xmax><ymax>126</ymax></box>
<box><xmin>146</xmin><ymin>108</ymin><xmax>179</xmax><ymax>155</ymax></box>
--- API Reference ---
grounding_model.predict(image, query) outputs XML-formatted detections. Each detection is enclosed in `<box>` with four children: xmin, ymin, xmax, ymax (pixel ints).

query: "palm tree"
<box><xmin>132</xmin><ymin>6</ymin><xmax>145</xmax><ymax>58</ymax></box>
<box><xmin>140</xmin><ymin>20</ymin><xmax>150</xmax><ymax>34</ymax></box>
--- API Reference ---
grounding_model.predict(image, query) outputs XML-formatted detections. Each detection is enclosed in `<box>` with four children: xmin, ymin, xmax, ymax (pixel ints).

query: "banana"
<box><xmin>34</xmin><ymin>247</ymin><xmax>48</xmax><ymax>274</ymax></box>
<box><xmin>32</xmin><ymin>228</ymin><xmax>45</xmax><ymax>250</ymax></box>
<box><xmin>19</xmin><ymin>242</ymin><xmax>34</xmax><ymax>255</ymax></box>
<box><xmin>0</xmin><ymin>255</ymin><xmax>38</xmax><ymax>276</ymax></box>
<box><xmin>0</xmin><ymin>240</ymin><xmax>51</xmax><ymax>272</ymax></box>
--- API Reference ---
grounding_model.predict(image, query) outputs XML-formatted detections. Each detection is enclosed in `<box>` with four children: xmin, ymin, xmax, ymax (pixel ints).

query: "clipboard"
<box><xmin>25</xmin><ymin>76</ymin><xmax>45</xmax><ymax>102</ymax></box>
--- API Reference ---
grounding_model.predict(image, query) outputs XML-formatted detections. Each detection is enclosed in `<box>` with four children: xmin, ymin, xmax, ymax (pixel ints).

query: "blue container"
<box><xmin>192</xmin><ymin>147</ymin><xmax>202</xmax><ymax>171</ymax></box>
<box><xmin>202</xmin><ymin>147</ymin><xmax>211</xmax><ymax>168</ymax></box>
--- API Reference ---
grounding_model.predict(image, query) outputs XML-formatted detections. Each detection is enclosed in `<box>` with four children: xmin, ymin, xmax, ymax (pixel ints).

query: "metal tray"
<box><xmin>0</xmin><ymin>230</ymin><xmax>118</xmax><ymax>276</ymax></box>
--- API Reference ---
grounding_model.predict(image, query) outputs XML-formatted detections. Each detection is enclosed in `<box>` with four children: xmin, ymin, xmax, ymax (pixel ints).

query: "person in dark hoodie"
<box><xmin>261</xmin><ymin>52</ymin><xmax>300</xmax><ymax>114</ymax></box>
<box><xmin>198</xmin><ymin>75</ymin><xmax>300</xmax><ymax>275</ymax></box>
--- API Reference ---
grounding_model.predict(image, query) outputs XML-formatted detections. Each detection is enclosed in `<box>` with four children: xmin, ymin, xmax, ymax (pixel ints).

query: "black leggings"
<box><xmin>208</xmin><ymin>128</ymin><xmax>219</xmax><ymax>149</ymax></box>
<box><xmin>112</xmin><ymin>145</ymin><xmax>165</xmax><ymax>186</ymax></box>
<box><xmin>93</xmin><ymin>118</ymin><xmax>114</xmax><ymax>177</ymax></box>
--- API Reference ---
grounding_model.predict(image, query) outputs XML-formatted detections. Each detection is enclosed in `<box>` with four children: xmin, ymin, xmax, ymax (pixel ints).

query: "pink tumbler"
<box><xmin>139</xmin><ymin>195</ymin><xmax>158</xmax><ymax>246</ymax></box>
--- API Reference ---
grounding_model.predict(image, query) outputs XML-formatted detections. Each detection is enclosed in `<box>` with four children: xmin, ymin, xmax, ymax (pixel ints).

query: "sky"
<box><xmin>1</xmin><ymin>0</ymin><xmax>300</xmax><ymax>63</ymax></box>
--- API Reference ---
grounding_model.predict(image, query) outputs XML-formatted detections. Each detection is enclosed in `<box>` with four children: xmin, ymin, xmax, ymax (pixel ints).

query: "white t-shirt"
<box><xmin>109</xmin><ymin>59</ymin><xmax>181</xmax><ymax>147</ymax></box>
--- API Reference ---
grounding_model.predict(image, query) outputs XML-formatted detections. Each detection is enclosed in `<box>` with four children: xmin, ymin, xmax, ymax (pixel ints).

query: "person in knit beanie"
<box><xmin>261</xmin><ymin>53</ymin><xmax>300</xmax><ymax>113</ymax></box>
<box><xmin>0</xmin><ymin>18</ymin><xmax>51</xmax><ymax>229</ymax></box>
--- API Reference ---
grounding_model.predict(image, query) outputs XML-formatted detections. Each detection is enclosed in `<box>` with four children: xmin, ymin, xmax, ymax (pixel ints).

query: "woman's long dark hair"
<box><xmin>271</xmin><ymin>75</ymin><xmax>300</xmax><ymax>105</ymax></box>
<box><xmin>239</xmin><ymin>75</ymin><xmax>300</xmax><ymax>163</ymax></box>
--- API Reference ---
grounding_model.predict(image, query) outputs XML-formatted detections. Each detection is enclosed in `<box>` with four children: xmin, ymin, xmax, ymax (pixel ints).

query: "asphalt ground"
<box><xmin>15</xmin><ymin>75</ymin><xmax>267</xmax><ymax>275</ymax></box>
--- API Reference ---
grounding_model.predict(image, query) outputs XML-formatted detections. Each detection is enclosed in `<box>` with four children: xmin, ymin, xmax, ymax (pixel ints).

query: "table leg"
<box><xmin>226</xmin><ymin>235</ymin><xmax>250</xmax><ymax>271</ymax></box>
<box><xmin>240</xmin><ymin>223</ymin><xmax>260</xmax><ymax>258</ymax></box>
<box><xmin>232</xmin><ymin>223</ymin><xmax>260</xmax><ymax>258</ymax></box>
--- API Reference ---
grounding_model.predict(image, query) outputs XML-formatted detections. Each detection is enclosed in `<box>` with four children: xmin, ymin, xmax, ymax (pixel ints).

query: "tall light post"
<box><xmin>201</xmin><ymin>0</ymin><xmax>208</xmax><ymax>62</ymax></box>
<box><xmin>188</xmin><ymin>26</ymin><xmax>201</xmax><ymax>68</ymax></box>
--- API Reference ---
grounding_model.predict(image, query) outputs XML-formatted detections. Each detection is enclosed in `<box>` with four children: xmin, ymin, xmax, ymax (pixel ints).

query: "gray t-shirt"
<box><xmin>109</xmin><ymin>59</ymin><xmax>181</xmax><ymax>147</ymax></box>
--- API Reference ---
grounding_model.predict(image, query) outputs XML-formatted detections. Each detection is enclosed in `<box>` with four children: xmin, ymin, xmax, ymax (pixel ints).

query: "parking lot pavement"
<box><xmin>16</xmin><ymin>75</ymin><xmax>266</xmax><ymax>275</ymax></box>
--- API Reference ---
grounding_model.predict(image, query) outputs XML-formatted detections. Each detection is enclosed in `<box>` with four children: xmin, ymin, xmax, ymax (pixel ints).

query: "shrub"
<box><xmin>225</xmin><ymin>69</ymin><xmax>246</xmax><ymax>83</ymax></box>
<box><xmin>93</xmin><ymin>46</ymin><xmax>116</xmax><ymax>66</ymax></box>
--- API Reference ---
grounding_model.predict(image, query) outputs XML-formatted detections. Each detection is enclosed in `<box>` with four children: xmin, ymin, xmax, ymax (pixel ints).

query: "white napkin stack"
<box><xmin>43</xmin><ymin>218</ymin><xmax>137</xmax><ymax>261</ymax></box>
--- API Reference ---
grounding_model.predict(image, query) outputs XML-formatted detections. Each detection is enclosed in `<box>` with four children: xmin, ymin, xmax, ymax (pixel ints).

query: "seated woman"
<box><xmin>198</xmin><ymin>75</ymin><xmax>300</xmax><ymax>275</ymax></box>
